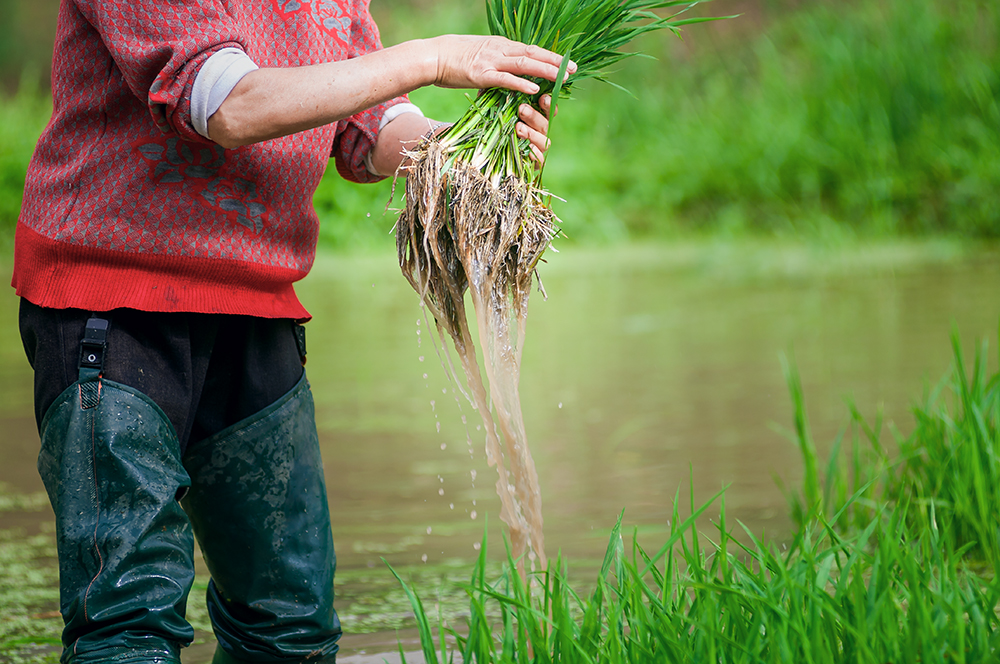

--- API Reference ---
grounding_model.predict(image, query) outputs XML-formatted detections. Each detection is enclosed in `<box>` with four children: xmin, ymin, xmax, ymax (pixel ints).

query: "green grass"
<box><xmin>0</xmin><ymin>76</ymin><xmax>48</xmax><ymax>254</ymax></box>
<box><xmin>787</xmin><ymin>327</ymin><xmax>1000</xmax><ymax>572</ymax></box>
<box><xmin>327</xmin><ymin>0</ymin><xmax>1000</xmax><ymax>246</ymax></box>
<box><xmin>390</xmin><ymin>330</ymin><xmax>1000</xmax><ymax>662</ymax></box>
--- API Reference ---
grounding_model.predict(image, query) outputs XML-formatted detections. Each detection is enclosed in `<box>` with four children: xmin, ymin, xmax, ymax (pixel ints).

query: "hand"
<box><xmin>516</xmin><ymin>94</ymin><xmax>556</xmax><ymax>165</ymax></box>
<box><xmin>430</xmin><ymin>36</ymin><xmax>576</xmax><ymax>95</ymax></box>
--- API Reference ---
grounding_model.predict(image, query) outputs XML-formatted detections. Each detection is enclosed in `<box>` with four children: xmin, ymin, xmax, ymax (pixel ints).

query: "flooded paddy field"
<box><xmin>1</xmin><ymin>240</ymin><xmax>998</xmax><ymax>662</ymax></box>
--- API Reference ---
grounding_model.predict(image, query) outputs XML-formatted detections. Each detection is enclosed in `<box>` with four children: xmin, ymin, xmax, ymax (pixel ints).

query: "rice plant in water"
<box><xmin>390</xmin><ymin>493</ymin><xmax>1000</xmax><ymax>662</ymax></box>
<box><xmin>395</xmin><ymin>0</ymin><xmax>720</xmax><ymax>574</ymax></box>
<box><xmin>787</xmin><ymin>329</ymin><xmax>1000</xmax><ymax>572</ymax></box>
<box><xmin>389</xmin><ymin>331</ymin><xmax>1000</xmax><ymax>661</ymax></box>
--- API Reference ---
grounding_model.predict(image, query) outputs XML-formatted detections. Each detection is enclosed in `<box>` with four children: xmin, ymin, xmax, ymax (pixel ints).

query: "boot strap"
<box><xmin>78</xmin><ymin>316</ymin><xmax>109</xmax><ymax>407</ymax></box>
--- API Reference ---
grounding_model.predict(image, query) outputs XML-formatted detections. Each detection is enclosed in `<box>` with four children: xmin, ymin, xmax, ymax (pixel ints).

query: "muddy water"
<box><xmin>1</xmin><ymin>241</ymin><xmax>998</xmax><ymax>658</ymax></box>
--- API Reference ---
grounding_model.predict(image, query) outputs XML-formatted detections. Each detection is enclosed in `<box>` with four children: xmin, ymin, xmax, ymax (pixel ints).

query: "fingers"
<box><xmin>434</xmin><ymin>36</ymin><xmax>577</xmax><ymax>93</ymax></box>
<box><xmin>507</xmin><ymin>43</ymin><xmax>578</xmax><ymax>84</ymax></box>
<box><xmin>540</xmin><ymin>94</ymin><xmax>558</xmax><ymax>119</ymax></box>
<box><xmin>516</xmin><ymin>122</ymin><xmax>546</xmax><ymax>166</ymax></box>
<box><xmin>518</xmin><ymin>103</ymin><xmax>549</xmax><ymax>137</ymax></box>
<box><xmin>517</xmin><ymin>94</ymin><xmax>560</xmax><ymax>166</ymax></box>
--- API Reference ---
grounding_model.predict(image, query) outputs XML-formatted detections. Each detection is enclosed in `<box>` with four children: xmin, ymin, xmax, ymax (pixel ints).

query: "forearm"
<box><xmin>207</xmin><ymin>35</ymin><xmax>571</xmax><ymax>150</ymax></box>
<box><xmin>208</xmin><ymin>40</ymin><xmax>436</xmax><ymax>149</ymax></box>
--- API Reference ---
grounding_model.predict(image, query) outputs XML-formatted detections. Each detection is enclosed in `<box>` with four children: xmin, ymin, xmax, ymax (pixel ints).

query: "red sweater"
<box><xmin>13</xmin><ymin>0</ymin><xmax>407</xmax><ymax>320</ymax></box>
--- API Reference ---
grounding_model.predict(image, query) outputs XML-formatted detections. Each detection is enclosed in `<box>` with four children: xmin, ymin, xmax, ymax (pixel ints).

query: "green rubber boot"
<box><xmin>182</xmin><ymin>374</ymin><xmax>340</xmax><ymax>663</ymax></box>
<box><xmin>37</xmin><ymin>372</ymin><xmax>195</xmax><ymax>664</ymax></box>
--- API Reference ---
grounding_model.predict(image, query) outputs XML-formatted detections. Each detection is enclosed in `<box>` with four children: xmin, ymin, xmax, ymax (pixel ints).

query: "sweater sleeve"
<box><xmin>73</xmin><ymin>0</ymin><xmax>246</xmax><ymax>143</ymax></box>
<box><xmin>331</xmin><ymin>0</ymin><xmax>410</xmax><ymax>184</ymax></box>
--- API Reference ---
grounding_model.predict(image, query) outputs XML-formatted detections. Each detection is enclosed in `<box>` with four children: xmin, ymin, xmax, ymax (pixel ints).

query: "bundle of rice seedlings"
<box><xmin>396</xmin><ymin>0</ymin><xmax>720</xmax><ymax>571</ymax></box>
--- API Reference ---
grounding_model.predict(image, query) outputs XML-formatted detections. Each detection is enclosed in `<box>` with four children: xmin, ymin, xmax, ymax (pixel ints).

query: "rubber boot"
<box><xmin>182</xmin><ymin>374</ymin><xmax>340</xmax><ymax>663</ymax></box>
<box><xmin>37</xmin><ymin>370</ymin><xmax>195</xmax><ymax>663</ymax></box>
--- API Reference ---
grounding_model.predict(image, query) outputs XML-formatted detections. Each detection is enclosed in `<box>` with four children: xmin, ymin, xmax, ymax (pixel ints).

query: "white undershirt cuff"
<box><xmin>192</xmin><ymin>48</ymin><xmax>260</xmax><ymax>140</ymax></box>
<box><xmin>365</xmin><ymin>103</ymin><xmax>425</xmax><ymax>175</ymax></box>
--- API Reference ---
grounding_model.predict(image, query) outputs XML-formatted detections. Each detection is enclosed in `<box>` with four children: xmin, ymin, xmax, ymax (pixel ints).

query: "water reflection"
<box><xmin>1</xmin><ymin>241</ymin><xmax>998</xmax><ymax>586</ymax></box>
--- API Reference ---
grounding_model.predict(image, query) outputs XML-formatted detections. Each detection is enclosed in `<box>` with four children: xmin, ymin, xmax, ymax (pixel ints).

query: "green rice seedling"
<box><xmin>389</xmin><ymin>488</ymin><xmax>1000</xmax><ymax>662</ymax></box>
<box><xmin>389</xmin><ymin>332</ymin><xmax>1000</xmax><ymax>661</ymax></box>
<box><xmin>396</xmin><ymin>0</ymin><xmax>719</xmax><ymax>327</ymax></box>
<box><xmin>395</xmin><ymin>0</ymin><xmax>725</xmax><ymax>574</ymax></box>
<box><xmin>785</xmin><ymin>328</ymin><xmax>1000</xmax><ymax>572</ymax></box>
<box><xmin>888</xmin><ymin>330</ymin><xmax>1000</xmax><ymax>569</ymax></box>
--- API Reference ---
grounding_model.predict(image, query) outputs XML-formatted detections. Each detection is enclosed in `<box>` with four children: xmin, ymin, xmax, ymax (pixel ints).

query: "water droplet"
<box><xmin>460</xmin><ymin>415</ymin><xmax>467</xmax><ymax>424</ymax></box>
<box><xmin>470</xmin><ymin>510</ymin><xmax>477</xmax><ymax>520</ymax></box>
<box><xmin>421</xmin><ymin>553</ymin><xmax>428</xmax><ymax>562</ymax></box>
<box><xmin>440</xmin><ymin>443</ymin><xmax>447</xmax><ymax>450</ymax></box>
<box><xmin>417</xmin><ymin>319</ymin><xmax>421</xmax><ymax>326</ymax></box>
<box><xmin>430</xmin><ymin>400</ymin><xmax>436</xmax><ymax>410</ymax></box>
<box><xmin>476</xmin><ymin>425</ymin><xmax>482</xmax><ymax>431</ymax></box>
<box><xmin>366</xmin><ymin>212</ymin><xmax>371</xmax><ymax>217</ymax></box>
<box><xmin>473</xmin><ymin>542</ymin><xmax>481</xmax><ymax>550</ymax></box>
<box><xmin>472</xmin><ymin>500</ymin><xmax>476</xmax><ymax>506</ymax></box>
<box><xmin>470</xmin><ymin>470</ymin><xmax>477</xmax><ymax>481</ymax></box>
<box><xmin>416</xmin><ymin>329</ymin><xmax>421</xmax><ymax>336</ymax></box>
<box><xmin>528</xmin><ymin>551</ymin><xmax>537</xmax><ymax>562</ymax></box>
<box><xmin>436</xmin><ymin>421</ymin><xmax>441</xmax><ymax>433</ymax></box>
<box><xmin>439</xmin><ymin>476</ymin><xmax>444</xmax><ymax>483</ymax></box>
<box><xmin>442</xmin><ymin>388</ymin><xmax>447</xmax><ymax>394</ymax></box>
<box><xmin>423</xmin><ymin>373</ymin><xmax>428</xmax><ymax>379</ymax></box>
<box><xmin>558</xmin><ymin>402</ymin><xmax>563</xmax><ymax>409</ymax></box>
<box><xmin>438</xmin><ymin>488</ymin><xmax>444</xmax><ymax>496</ymax></box>
<box><xmin>418</xmin><ymin>356</ymin><xmax>425</xmax><ymax>362</ymax></box>
<box><xmin>426</xmin><ymin>526</ymin><xmax>432</xmax><ymax>535</ymax></box>
<box><xmin>449</xmin><ymin>503</ymin><xmax>454</xmax><ymax>509</ymax></box>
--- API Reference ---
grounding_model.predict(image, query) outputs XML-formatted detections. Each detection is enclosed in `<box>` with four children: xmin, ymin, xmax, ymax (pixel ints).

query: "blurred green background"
<box><xmin>1</xmin><ymin>0</ymin><xmax>998</xmax><ymax>253</ymax></box>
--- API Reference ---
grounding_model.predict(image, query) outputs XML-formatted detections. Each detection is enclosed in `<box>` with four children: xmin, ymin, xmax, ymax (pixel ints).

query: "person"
<box><xmin>13</xmin><ymin>1</ymin><xmax>575</xmax><ymax>662</ymax></box>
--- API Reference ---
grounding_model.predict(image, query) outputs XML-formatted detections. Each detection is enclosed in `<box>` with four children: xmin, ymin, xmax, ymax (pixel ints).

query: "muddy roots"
<box><xmin>396</xmin><ymin>139</ymin><xmax>557</xmax><ymax>571</ymax></box>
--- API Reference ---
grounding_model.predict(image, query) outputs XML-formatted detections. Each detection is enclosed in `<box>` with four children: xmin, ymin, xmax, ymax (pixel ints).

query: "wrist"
<box><xmin>413</xmin><ymin>36</ymin><xmax>443</xmax><ymax>88</ymax></box>
<box><xmin>423</xmin><ymin>121</ymin><xmax>451</xmax><ymax>141</ymax></box>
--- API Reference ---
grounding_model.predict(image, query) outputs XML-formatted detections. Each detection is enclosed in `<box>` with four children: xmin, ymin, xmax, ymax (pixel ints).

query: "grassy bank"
<box><xmin>328</xmin><ymin>0</ymin><xmax>1000</xmax><ymax>245</ymax></box>
<box><xmin>1</xmin><ymin>0</ymin><xmax>998</xmax><ymax>250</ymax></box>
<box><xmin>393</xmin><ymin>332</ymin><xmax>1000</xmax><ymax>662</ymax></box>
<box><xmin>0</xmin><ymin>78</ymin><xmax>48</xmax><ymax>253</ymax></box>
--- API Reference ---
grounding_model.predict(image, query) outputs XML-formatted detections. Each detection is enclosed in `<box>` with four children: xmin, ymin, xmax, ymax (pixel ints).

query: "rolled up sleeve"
<box><xmin>331</xmin><ymin>0</ymin><xmax>411</xmax><ymax>183</ymax></box>
<box><xmin>75</xmin><ymin>0</ymin><xmax>246</xmax><ymax>142</ymax></box>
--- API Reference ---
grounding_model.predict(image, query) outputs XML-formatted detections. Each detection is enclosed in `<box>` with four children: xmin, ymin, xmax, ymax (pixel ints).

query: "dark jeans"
<box><xmin>19</xmin><ymin>299</ymin><xmax>305</xmax><ymax>453</ymax></box>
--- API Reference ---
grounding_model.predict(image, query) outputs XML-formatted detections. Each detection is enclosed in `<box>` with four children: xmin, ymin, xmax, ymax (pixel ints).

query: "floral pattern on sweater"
<box><xmin>134</xmin><ymin>137</ymin><xmax>269</xmax><ymax>234</ymax></box>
